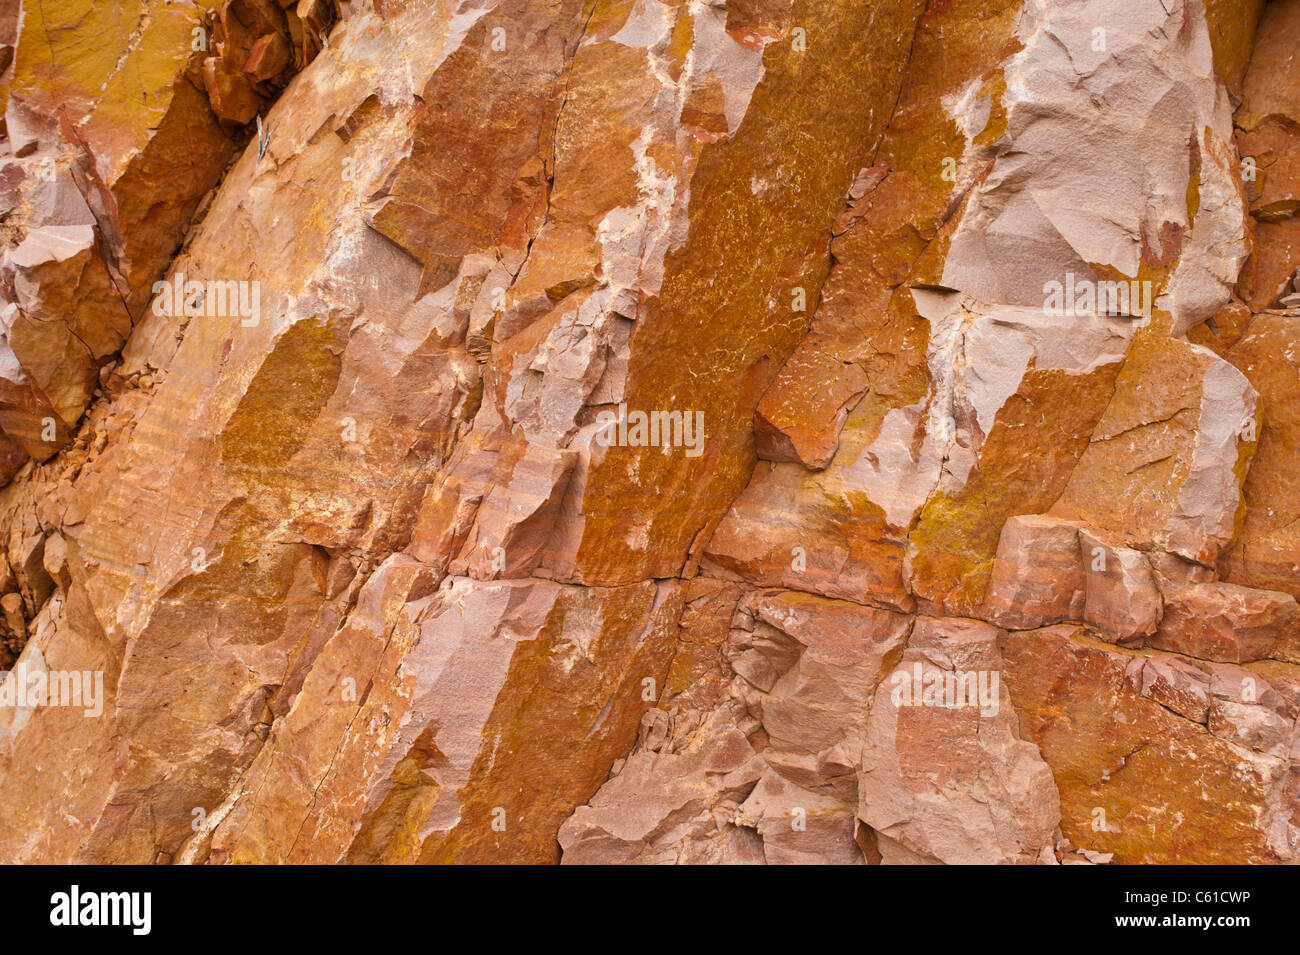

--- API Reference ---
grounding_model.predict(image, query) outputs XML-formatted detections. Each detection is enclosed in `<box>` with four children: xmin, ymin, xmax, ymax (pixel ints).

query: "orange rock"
<box><xmin>1220</xmin><ymin>312</ymin><xmax>1300</xmax><ymax>596</ymax></box>
<box><xmin>1002</xmin><ymin>625</ymin><xmax>1296</xmax><ymax>863</ymax></box>
<box><xmin>0</xmin><ymin>0</ymin><xmax>332</xmax><ymax>464</ymax></box>
<box><xmin>1051</xmin><ymin>333</ymin><xmax>1257</xmax><ymax>568</ymax></box>
<box><xmin>702</xmin><ymin>463</ymin><xmax>915</xmax><ymax>612</ymax></box>
<box><xmin>1</xmin><ymin>0</ymin><xmax>1299</xmax><ymax>868</ymax></box>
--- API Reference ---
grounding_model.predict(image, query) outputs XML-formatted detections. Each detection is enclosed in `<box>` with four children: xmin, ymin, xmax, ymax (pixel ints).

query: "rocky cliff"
<box><xmin>0</xmin><ymin>0</ymin><xmax>1297</xmax><ymax>865</ymax></box>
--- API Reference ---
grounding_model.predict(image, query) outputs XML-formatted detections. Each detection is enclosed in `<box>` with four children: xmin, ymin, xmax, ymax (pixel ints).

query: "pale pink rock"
<box><xmin>737</xmin><ymin>772</ymin><xmax>863</xmax><ymax>865</ymax></box>
<box><xmin>561</xmin><ymin>589</ymin><xmax>914</xmax><ymax>864</ymax></box>
<box><xmin>1149</xmin><ymin>551</ymin><xmax>1216</xmax><ymax>589</ymax></box>
<box><xmin>1138</xmin><ymin>656</ymin><xmax>1212</xmax><ymax>723</ymax></box>
<box><xmin>943</xmin><ymin>0</ymin><xmax>1237</xmax><ymax>310</ymax></box>
<box><xmin>1208</xmin><ymin>699</ymin><xmax>1291</xmax><ymax>757</ymax></box>
<box><xmin>1079</xmin><ymin>530</ymin><xmax>1162</xmax><ymax>644</ymax></box>
<box><xmin>740</xmin><ymin>591</ymin><xmax>911</xmax><ymax>792</ymax></box>
<box><xmin>1208</xmin><ymin>662</ymin><xmax>1289</xmax><ymax>713</ymax></box>
<box><xmin>454</xmin><ymin>438</ymin><xmax>578</xmax><ymax>578</ymax></box>
<box><xmin>1163</xmin><ymin>357</ymin><xmax>1259</xmax><ymax>565</ymax></box>
<box><xmin>857</xmin><ymin>617</ymin><xmax>1060</xmax><ymax>864</ymax></box>
<box><xmin>557</xmin><ymin>707</ymin><xmax>768</xmax><ymax>865</ymax></box>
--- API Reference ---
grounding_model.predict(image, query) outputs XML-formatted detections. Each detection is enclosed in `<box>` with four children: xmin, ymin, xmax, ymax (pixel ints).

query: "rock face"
<box><xmin>0</xmin><ymin>0</ymin><xmax>1298</xmax><ymax>865</ymax></box>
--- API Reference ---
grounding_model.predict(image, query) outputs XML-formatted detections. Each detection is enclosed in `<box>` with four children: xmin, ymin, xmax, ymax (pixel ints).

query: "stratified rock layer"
<box><xmin>0</xmin><ymin>0</ymin><xmax>1298</xmax><ymax>865</ymax></box>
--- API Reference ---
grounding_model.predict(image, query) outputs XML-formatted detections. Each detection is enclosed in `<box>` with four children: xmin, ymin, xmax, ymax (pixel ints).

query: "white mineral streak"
<box><xmin>847</xmin><ymin>0</ymin><xmax>1242</xmax><ymax>525</ymax></box>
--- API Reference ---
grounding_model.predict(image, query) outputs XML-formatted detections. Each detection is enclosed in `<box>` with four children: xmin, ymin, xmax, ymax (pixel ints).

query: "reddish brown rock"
<box><xmin>982</xmin><ymin>518</ymin><xmax>1164</xmax><ymax>644</ymax></box>
<box><xmin>982</xmin><ymin>515</ymin><xmax>1085</xmax><ymax>630</ymax></box>
<box><xmin>1078</xmin><ymin>531</ymin><xmax>1162</xmax><ymax>644</ymax></box>
<box><xmin>1151</xmin><ymin>581</ymin><xmax>1300</xmax><ymax>663</ymax></box>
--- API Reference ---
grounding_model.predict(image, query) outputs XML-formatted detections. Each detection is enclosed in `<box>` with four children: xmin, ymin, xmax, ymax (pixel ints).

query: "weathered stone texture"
<box><xmin>1</xmin><ymin>0</ymin><xmax>1299</xmax><ymax>866</ymax></box>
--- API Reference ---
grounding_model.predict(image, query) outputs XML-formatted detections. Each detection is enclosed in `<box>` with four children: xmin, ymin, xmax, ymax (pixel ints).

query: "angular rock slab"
<box><xmin>858</xmin><ymin>616</ymin><xmax>1060</xmax><ymax>864</ymax></box>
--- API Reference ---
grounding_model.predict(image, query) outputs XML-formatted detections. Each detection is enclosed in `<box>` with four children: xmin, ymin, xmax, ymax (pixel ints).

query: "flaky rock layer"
<box><xmin>0</xmin><ymin>0</ymin><xmax>1298</xmax><ymax>865</ymax></box>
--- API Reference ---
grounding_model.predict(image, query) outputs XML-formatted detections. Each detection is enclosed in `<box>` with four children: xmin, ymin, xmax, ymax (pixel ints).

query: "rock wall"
<box><xmin>0</xmin><ymin>0</ymin><xmax>1297</xmax><ymax>864</ymax></box>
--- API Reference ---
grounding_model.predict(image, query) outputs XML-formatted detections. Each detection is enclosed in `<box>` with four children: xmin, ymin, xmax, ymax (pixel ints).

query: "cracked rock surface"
<box><xmin>0</xmin><ymin>0</ymin><xmax>1298</xmax><ymax>864</ymax></box>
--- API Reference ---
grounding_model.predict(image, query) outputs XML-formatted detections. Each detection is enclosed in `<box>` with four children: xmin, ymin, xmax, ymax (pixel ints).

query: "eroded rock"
<box><xmin>0</xmin><ymin>0</ymin><xmax>1298</xmax><ymax>868</ymax></box>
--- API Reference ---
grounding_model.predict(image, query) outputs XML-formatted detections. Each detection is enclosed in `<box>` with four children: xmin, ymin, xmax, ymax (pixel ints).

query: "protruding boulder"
<box><xmin>1151</xmin><ymin>581</ymin><xmax>1300</xmax><ymax>663</ymax></box>
<box><xmin>1051</xmin><ymin>337</ymin><xmax>1257</xmax><ymax>568</ymax></box>
<box><xmin>983</xmin><ymin>515</ymin><xmax>1085</xmax><ymax>630</ymax></box>
<box><xmin>1078</xmin><ymin>530</ymin><xmax>1162</xmax><ymax>644</ymax></box>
